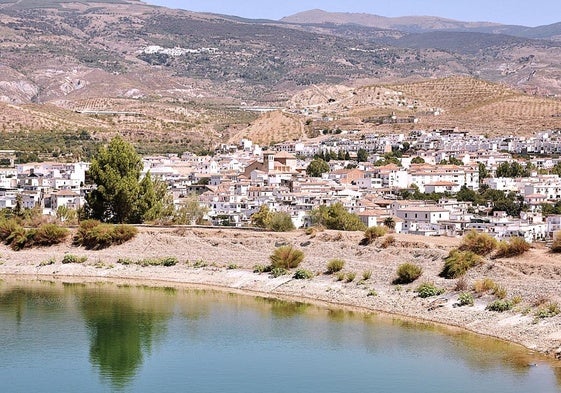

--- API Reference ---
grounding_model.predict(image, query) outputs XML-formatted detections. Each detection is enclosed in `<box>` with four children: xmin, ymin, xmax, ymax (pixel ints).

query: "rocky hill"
<box><xmin>1</xmin><ymin>1</ymin><xmax>561</xmax><ymax>152</ymax></box>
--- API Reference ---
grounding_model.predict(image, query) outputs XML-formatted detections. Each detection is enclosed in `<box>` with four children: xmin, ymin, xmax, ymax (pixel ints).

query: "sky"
<box><xmin>144</xmin><ymin>1</ymin><xmax>561</xmax><ymax>27</ymax></box>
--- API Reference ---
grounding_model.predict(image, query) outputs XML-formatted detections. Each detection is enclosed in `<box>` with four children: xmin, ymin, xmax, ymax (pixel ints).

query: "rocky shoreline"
<box><xmin>0</xmin><ymin>226</ymin><xmax>560</xmax><ymax>359</ymax></box>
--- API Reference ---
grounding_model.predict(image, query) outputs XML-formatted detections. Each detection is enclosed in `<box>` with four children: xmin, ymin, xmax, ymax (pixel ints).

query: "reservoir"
<box><xmin>0</xmin><ymin>279</ymin><xmax>559</xmax><ymax>393</ymax></box>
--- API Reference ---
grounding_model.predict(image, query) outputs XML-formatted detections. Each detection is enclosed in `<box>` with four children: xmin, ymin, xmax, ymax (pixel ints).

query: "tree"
<box><xmin>250</xmin><ymin>205</ymin><xmax>295</xmax><ymax>232</ymax></box>
<box><xmin>310</xmin><ymin>203</ymin><xmax>366</xmax><ymax>231</ymax></box>
<box><xmin>357</xmin><ymin>148</ymin><xmax>368</xmax><ymax>163</ymax></box>
<box><xmin>173</xmin><ymin>194</ymin><xmax>208</xmax><ymax>225</ymax></box>
<box><xmin>85</xmin><ymin>136</ymin><xmax>159</xmax><ymax>223</ymax></box>
<box><xmin>411</xmin><ymin>156</ymin><xmax>425</xmax><ymax>164</ymax></box>
<box><xmin>478</xmin><ymin>162</ymin><xmax>489</xmax><ymax>182</ymax></box>
<box><xmin>140</xmin><ymin>174</ymin><xmax>175</xmax><ymax>223</ymax></box>
<box><xmin>306</xmin><ymin>158</ymin><xmax>330</xmax><ymax>177</ymax></box>
<box><xmin>383</xmin><ymin>217</ymin><xmax>396</xmax><ymax>230</ymax></box>
<box><xmin>251</xmin><ymin>205</ymin><xmax>270</xmax><ymax>228</ymax></box>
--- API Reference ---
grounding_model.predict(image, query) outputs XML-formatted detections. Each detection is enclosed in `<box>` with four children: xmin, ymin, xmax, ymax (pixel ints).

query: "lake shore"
<box><xmin>1</xmin><ymin>226</ymin><xmax>560</xmax><ymax>359</ymax></box>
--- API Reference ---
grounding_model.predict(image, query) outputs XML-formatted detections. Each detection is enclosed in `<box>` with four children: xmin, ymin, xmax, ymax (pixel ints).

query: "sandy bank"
<box><xmin>0</xmin><ymin>226</ymin><xmax>560</xmax><ymax>359</ymax></box>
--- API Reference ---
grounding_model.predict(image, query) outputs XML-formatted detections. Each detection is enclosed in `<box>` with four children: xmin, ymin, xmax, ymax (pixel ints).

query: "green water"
<box><xmin>0</xmin><ymin>279</ymin><xmax>559</xmax><ymax>393</ymax></box>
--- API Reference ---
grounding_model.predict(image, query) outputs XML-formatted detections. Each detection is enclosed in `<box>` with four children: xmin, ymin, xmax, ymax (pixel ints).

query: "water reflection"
<box><xmin>0</xmin><ymin>279</ymin><xmax>559</xmax><ymax>393</ymax></box>
<box><xmin>78</xmin><ymin>286</ymin><xmax>175</xmax><ymax>390</ymax></box>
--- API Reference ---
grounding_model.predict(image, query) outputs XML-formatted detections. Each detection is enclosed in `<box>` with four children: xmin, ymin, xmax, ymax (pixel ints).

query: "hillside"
<box><xmin>281</xmin><ymin>76</ymin><xmax>561</xmax><ymax>136</ymax></box>
<box><xmin>0</xmin><ymin>1</ymin><xmax>561</xmax><ymax>150</ymax></box>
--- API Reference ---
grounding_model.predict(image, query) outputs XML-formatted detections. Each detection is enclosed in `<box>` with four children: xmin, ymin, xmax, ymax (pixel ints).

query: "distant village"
<box><xmin>2</xmin><ymin>128</ymin><xmax>561</xmax><ymax>242</ymax></box>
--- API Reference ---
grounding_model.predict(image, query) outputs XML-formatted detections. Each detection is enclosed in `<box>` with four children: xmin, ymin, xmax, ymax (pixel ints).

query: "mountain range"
<box><xmin>0</xmin><ymin>0</ymin><xmax>560</xmax><ymax>153</ymax></box>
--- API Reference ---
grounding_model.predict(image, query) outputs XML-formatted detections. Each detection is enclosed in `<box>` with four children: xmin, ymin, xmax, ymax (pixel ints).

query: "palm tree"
<box><xmin>383</xmin><ymin>216</ymin><xmax>396</xmax><ymax>231</ymax></box>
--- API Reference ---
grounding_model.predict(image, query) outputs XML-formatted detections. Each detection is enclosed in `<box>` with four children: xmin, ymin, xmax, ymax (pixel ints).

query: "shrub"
<box><xmin>136</xmin><ymin>257</ymin><xmax>178</xmax><ymax>267</ymax></box>
<box><xmin>117</xmin><ymin>258</ymin><xmax>133</xmax><ymax>265</ymax></box>
<box><xmin>534</xmin><ymin>303</ymin><xmax>560</xmax><ymax>319</ymax></box>
<box><xmin>394</xmin><ymin>263</ymin><xmax>422</xmax><ymax>284</ymax></box>
<box><xmin>362</xmin><ymin>226</ymin><xmax>387</xmax><ymax>245</ymax></box>
<box><xmin>269</xmin><ymin>246</ymin><xmax>304</xmax><ymax>269</ymax></box>
<box><xmin>454</xmin><ymin>277</ymin><xmax>468</xmax><ymax>291</ymax></box>
<box><xmin>73</xmin><ymin>221</ymin><xmax>138</xmax><ymax>250</ymax></box>
<box><xmin>458</xmin><ymin>292</ymin><xmax>474</xmax><ymax>306</ymax></box>
<box><xmin>267</xmin><ymin>212</ymin><xmax>295</xmax><ymax>232</ymax></box>
<box><xmin>362</xmin><ymin>270</ymin><xmax>372</xmax><ymax>280</ymax></box>
<box><xmin>550</xmin><ymin>231</ymin><xmax>561</xmax><ymax>253</ymax></box>
<box><xmin>380</xmin><ymin>235</ymin><xmax>396</xmax><ymax>249</ymax></box>
<box><xmin>493</xmin><ymin>237</ymin><xmax>530</xmax><ymax>259</ymax></box>
<box><xmin>440</xmin><ymin>249</ymin><xmax>483</xmax><ymax>279</ymax></box>
<box><xmin>253</xmin><ymin>264</ymin><xmax>268</xmax><ymax>273</ymax></box>
<box><xmin>293</xmin><ymin>269</ymin><xmax>314</xmax><ymax>280</ymax></box>
<box><xmin>227</xmin><ymin>263</ymin><xmax>238</xmax><ymax>270</ymax></box>
<box><xmin>0</xmin><ymin>219</ymin><xmax>21</xmax><ymax>242</ymax></box>
<box><xmin>161</xmin><ymin>257</ymin><xmax>178</xmax><ymax>267</ymax></box>
<box><xmin>6</xmin><ymin>226</ymin><xmax>34</xmax><ymax>251</ymax></box>
<box><xmin>270</xmin><ymin>267</ymin><xmax>289</xmax><ymax>278</ymax></box>
<box><xmin>34</xmin><ymin>224</ymin><xmax>69</xmax><ymax>246</ymax></box>
<box><xmin>73</xmin><ymin>219</ymin><xmax>101</xmax><ymax>246</ymax></box>
<box><xmin>492</xmin><ymin>285</ymin><xmax>508</xmax><ymax>299</ymax></box>
<box><xmin>336</xmin><ymin>272</ymin><xmax>345</xmax><ymax>281</ymax></box>
<box><xmin>473</xmin><ymin>278</ymin><xmax>496</xmax><ymax>294</ymax></box>
<box><xmin>345</xmin><ymin>272</ymin><xmax>356</xmax><ymax>283</ymax></box>
<box><xmin>486</xmin><ymin>299</ymin><xmax>513</xmax><ymax>312</ymax></box>
<box><xmin>326</xmin><ymin>258</ymin><xmax>345</xmax><ymax>274</ymax></box>
<box><xmin>459</xmin><ymin>230</ymin><xmax>497</xmax><ymax>256</ymax></box>
<box><xmin>367</xmin><ymin>289</ymin><xmax>378</xmax><ymax>297</ymax></box>
<box><xmin>416</xmin><ymin>282</ymin><xmax>445</xmax><ymax>298</ymax></box>
<box><xmin>111</xmin><ymin>225</ymin><xmax>138</xmax><ymax>245</ymax></box>
<box><xmin>39</xmin><ymin>257</ymin><xmax>56</xmax><ymax>267</ymax></box>
<box><xmin>62</xmin><ymin>254</ymin><xmax>88</xmax><ymax>264</ymax></box>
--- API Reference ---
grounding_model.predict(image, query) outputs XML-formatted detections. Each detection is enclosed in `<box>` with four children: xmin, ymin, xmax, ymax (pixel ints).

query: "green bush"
<box><xmin>270</xmin><ymin>267</ymin><xmax>289</xmax><ymax>278</ymax></box>
<box><xmin>253</xmin><ymin>264</ymin><xmax>269</xmax><ymax>273</ymax></box>
<box><xmin>486</xmin><ymin>299</ymin><xmax>513</xmax><ymax>312</ymax></box>
<box><xmin>34</xmin><ymin>224</ymin><xmax>69</xmax><ymax>246</ymax></box>
<box><xmin>293</xmin><ymin>269</ymin><xmax>314</xmax><ymax>279</ymax></box>
<box><xmin>73</xmin><ymin>221</ymin><xmax>138</xmax><ymax>250</ymax></box>
<box><xmin>416</xmin><ymin>282</ymin><xmax>445</xmax><ymax>298</ymax></box>
<box><xmin>267</xmin><ymin>212</ymin><xmax>295</xmax><ymax>232</ymax></box>
<box><xmin>0</xmin><ymin>219</ymin><xmax>21</xmax><ymax>241</ymax></box>
<box><xmin>362</xmin><ymin>270</ymin><xmax>372</xmax><ymax>280</ymax></box>
<box><xmin>493</xmin><ymin>237</ymin><xmax>530</xmax><ymax>259</ymax></box>
<box><xmin>458</xmin><ymin>292</ymin><xmax>474</xmax><ymax>306</ymax></box>
<box><xmin>111</xmin><ymin>225</ymin><xmax>138</xmax><ymax>245</ymax></box>
<box><xmin>326</xmin><ymin>258</ymin><xmax>345</xmax><ymax>274</ymax></box>
<box><xmin>362</xmin><ymin>226</ymin><xmax>387</xmax><ymax>245</ymax></box>
<box><xmin>269</xmin><ymin>246</ymin><xmax>304</xmax><ymax>269</ymax></box>
<box><xmin>534</xmin><ymin>303</ymin><xmax>560</xmax><ymax>319</ymax></box>
<box><xmin>227</xmin><ymin>264</ymin><xmax>239</xmax><ymax>270</ymax></box>
<box><xmin>440</xmin><ymin>249</ymin><xmax>483</xmax><ymax>279</ymax></box>
<box><xmin>62</xmin><ymin>254</ymin><xmax>88</xmax><ymax>264</ymax></box>
<box><xmin>117</xmin><ymin>258</ymin><xmax>133</xmax><ymax>265</ymax></box>
<box><xmin>367</xmin><ymin>289</ymin><xmax>378</xmax><ymax>297</ymax></box>
<box><xmin>459</xmin><ymin>230</ymin><xmax>497</xmax><ymax>256</ymax></box>
<box><xmin>6</xmin><ymin>226</ymin><xmax>34</xmax><ymax>251</ymax></box>
<box><xmin>136</xmin><ymin>257</ymin><xmax>178</xmax><ymax>267</ymax></box>
<box><xmin>39</xmin><ymin>257</ymin><xmax>56</xmax><ymax>267</ymax></box>
<box><xmin>73</xmin><ymin>219</ymin><xmax>101</xmax><ymax>245</ymax></box>
<box><xmin>394</xmin><ymin>263</ymin><xmax>422</xmax><ymax>284</ymax></box>
<box><xmin>336</xmin><ymin>272</ymin><xmax>345</xmax><ymax>281</ymax></box>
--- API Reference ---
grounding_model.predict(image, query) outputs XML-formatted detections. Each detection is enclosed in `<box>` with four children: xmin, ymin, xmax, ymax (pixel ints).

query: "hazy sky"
<box><xmin>144</xmin><ymin>1</ymin><xmax>560</xmax><ymax>27</ymax></box>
